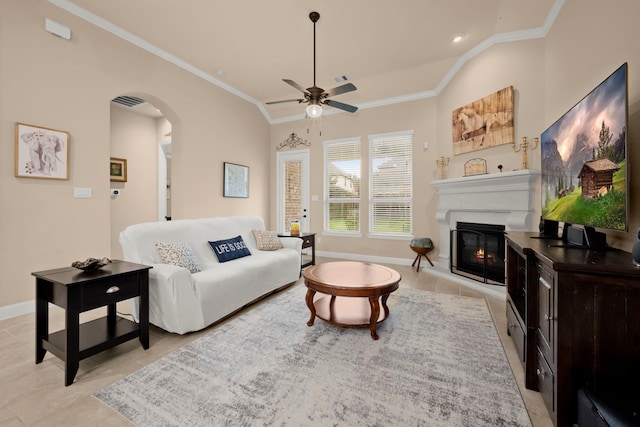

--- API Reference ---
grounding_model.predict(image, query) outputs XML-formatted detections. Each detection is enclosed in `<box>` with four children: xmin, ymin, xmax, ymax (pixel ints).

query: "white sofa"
<box><xmin>119</xmin><ymin>216</ymin><xmax>302</xmax><ymax>334</ymax></box>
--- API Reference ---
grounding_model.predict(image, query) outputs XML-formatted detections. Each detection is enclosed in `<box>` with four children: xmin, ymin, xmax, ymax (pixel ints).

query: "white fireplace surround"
<box><xmin>432</xmin><ymin>169</ymin><xmax>540</xmax><ymax>263</ymax></box>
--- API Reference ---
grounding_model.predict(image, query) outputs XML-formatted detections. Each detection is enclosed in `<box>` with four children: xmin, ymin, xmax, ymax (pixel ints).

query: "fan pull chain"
<box><xmin>306</xmin><ymin>116</ymin><xmax>322</xmax><ymax>136</ymax></box>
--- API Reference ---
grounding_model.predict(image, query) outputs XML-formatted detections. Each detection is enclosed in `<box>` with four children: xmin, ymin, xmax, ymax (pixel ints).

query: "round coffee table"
<box><xmin>302</xmin><ymin>261</ymin><xmax>401</xmax><ymax>340</ymax></box>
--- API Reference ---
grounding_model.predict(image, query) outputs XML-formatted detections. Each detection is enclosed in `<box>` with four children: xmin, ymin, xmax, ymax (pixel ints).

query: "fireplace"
<box><xmin>431</xmin><ymin>170</ymin><xmax>539</xmax><ymax>297</ymax></box>
<box><xmin>451</xmin><ymin>222</ymin><xmax>505</xmax><ymax>284</ymax></box>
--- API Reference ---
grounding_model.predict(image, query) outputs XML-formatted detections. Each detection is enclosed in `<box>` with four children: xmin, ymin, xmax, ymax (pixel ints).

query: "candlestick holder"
<box><xmin>511</xmin><ymin>137</ymin><xmax>538</xmax><ymax>170</ymax></box>
<box><xmin>436</xmin><ymin>156</ymin><xmax>450</xmax><ymax>179</ymax></box>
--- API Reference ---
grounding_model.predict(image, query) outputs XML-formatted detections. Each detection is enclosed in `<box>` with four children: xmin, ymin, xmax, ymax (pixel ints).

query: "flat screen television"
<box><xmin>540</xmin><ymin>63</ymin><xmax>628</xmax><ymax>245</ymax></box>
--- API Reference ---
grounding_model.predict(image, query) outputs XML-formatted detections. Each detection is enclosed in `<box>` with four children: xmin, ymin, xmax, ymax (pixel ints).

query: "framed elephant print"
<box><xmin>15</xmin><ymin>122</ymin><xmax>69</xmax><ymax>180</ymax></box>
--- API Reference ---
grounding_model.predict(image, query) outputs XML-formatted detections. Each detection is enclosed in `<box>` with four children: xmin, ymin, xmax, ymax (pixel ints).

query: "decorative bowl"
<box><xmin>72</xmin><ymin>257</ymin><xmax>112</xmax><ymax>272</ymax></box>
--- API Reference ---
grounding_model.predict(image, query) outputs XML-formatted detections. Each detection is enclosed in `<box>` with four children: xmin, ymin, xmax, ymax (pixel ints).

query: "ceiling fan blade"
<box><xmin>324</xmin><ymin>99</ymin><xmax>358</xmax><ymax>113</ymax></box>
<box><xmin>283</xmin><ymin>79</ymin><xmax>308</xmax><ymax>94</ymax></box>
<box><xmin>323</xmin><ymin>83</ymin><xmax>357</xmax><ymax>97</ymax></box>
<box><xmin>266</xmin><ymin>98</ymin><xmax>305</xmax><ymax>105</ymax></box>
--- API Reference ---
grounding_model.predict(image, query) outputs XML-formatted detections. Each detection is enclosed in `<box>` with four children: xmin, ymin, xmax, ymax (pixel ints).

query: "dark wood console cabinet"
<box><xmin>505</xmin><ymin>232</ymin><xmax>640</xmax><ymax>427</ymax></box>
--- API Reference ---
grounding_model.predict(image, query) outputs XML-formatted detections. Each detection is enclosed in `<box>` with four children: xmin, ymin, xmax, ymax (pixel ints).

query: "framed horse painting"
<box><xmin>451</xmin><ymin>86</ymin><xmax>514</xmax><ymax>155</ymax></box>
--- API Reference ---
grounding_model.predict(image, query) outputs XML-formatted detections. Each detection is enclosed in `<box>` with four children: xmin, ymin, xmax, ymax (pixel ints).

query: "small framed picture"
<box><xmin>110</xmin><ymin>157</ymin><xmax>127</xmax><ymax>182</ymax></box>
<box><xmin>223</xmin><ymin>162</ymin><xmax>249</xmax><ymax>198</ymax></box>
<box><xmin>15</xmin><ymin>122</ymin><xmax>69</xmax><ymax>180</ymax></box>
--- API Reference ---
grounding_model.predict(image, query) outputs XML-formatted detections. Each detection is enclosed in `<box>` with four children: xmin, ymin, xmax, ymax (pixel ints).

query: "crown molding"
<box><xmin>49</xmin><ymin>0</ymin><xmax>565</xmax><ymax>125</ymax></box>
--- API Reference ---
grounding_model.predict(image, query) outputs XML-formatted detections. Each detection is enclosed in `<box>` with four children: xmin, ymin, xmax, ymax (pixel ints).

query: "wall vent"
<box><xmin>112</xmin><ymin>96</ymin><xmax>146</xmax><ymax>108</ymax></box>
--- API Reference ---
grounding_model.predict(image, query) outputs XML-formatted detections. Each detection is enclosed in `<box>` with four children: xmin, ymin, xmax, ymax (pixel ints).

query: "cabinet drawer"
<box><xmin>81</xmin><ymin>274</ymin><xmax>139</xmax><ymax>311</ymax></box>
<box><xmin>507</xmin><ymin>301</ymin><xmax>526</xmax><ymax>364</ymax></box>
<box><xmin>301</xmin><ymin>236</ymin><xmax>314</xmax><ymax>248</ymax></box>
<box><xmin>536</xmin><ymin>346</ymin><xmax>555</xmax><ymax>415</ymax></box>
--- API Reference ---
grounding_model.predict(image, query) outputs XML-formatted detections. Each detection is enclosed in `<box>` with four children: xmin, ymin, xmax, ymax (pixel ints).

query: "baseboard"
<box><xmin>0</xmin><ymin>300</ymin><xmax>34</xmax><ymax>321</ymax></box>
<box><xmin>316</xmin><ymin>250</ymin><xmax>413</xmax><ymax>266</ymax></box>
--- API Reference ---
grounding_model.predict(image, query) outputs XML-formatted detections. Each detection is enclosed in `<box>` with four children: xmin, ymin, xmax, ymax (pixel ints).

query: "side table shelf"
<box><xmin>33</xmin><ymin>260</ymin><xmax>152</xmax><ymax>386</ymax></box>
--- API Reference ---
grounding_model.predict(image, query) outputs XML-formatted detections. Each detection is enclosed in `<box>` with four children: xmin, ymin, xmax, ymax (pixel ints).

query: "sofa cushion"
<box><xmin>155</xmin><ymin>242</ymin><xmax>201</xmax><ymax>273</ymax></box>
<box><xmin>252</xmin><ymin>229</ymin><xmax>283</xmax><ymax>251</ymax></box>
<box><xmin>209</xmin><ymin>235</ymin><xmax>251</xmax><ymax>263</ymax></box>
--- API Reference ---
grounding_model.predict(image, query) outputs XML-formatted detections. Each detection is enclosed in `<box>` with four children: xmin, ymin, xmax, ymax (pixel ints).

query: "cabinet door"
<box><xmin>536</xmin><ymin>346</ymin><xmax>555</xmax><ymax>416</ymax></box>
<box><xmin>537</xmin><ymin>263</ymin><xmax>554</xmax><ymax>364</ymax></box>
<box><xmin>507</xmin><ymin>300</ymin><xmax>526</xmax><ymax>364</ymax></box>
<box><xmin>506</xmin><ymin>243</ymin><xmax>526</xmax><ymax>320</ymax></box>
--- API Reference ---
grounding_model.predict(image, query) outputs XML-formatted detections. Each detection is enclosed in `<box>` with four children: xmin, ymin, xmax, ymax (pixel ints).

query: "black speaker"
<box><xmin>567</xmin><ymin>226</ymin><xmax>586</xmax><ymax>247</ymax></box>
<box><xmin>538</xmin><ymin>217</ymin><xmax>559</xmax><ymax>238</ymax></box>
<box><xmin>632</xmin><ymin>228</ymin><xmax>640</xmax><ymax>267</ymax></box>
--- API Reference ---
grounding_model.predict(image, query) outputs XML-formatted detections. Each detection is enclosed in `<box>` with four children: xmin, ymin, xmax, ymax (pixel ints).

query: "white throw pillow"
<box><xmin>252</xmin><ymin>230</ymin><xmax>283</xmax><ymax>251</ymax></box>
<box><xmin>155</xmin><ymin>242</ymin><xmax>201</xmax><ymax>273</ymax></box>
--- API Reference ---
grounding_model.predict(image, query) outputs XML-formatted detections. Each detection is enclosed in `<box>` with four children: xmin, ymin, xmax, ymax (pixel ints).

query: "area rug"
<box><xmin>93</xmin><ymin>285</ymin><xmax>531</xmax><ymax>426</ymax></box>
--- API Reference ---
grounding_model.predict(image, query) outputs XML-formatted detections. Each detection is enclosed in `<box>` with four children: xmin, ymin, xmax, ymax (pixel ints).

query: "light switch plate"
<box><xmin>74</xmin><ymin>187</ymin><xmax>92</xmax><ymax>198</ymax></box>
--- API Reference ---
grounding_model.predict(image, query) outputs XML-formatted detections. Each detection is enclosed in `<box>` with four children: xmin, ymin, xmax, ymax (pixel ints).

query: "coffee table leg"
<box><xmin>381</xmin><ymin>294</ymin><xmax>390</xmax><ymax>318</ymax></box>
<box><xmin>368</xmin><ymin>296</ymin><xmax>380</xmax><ymax>340</ymax></box>
<box><xmin>305</xmin><ymin>288</ymin><xmax>316</xmax><ymax>326</ymax></box>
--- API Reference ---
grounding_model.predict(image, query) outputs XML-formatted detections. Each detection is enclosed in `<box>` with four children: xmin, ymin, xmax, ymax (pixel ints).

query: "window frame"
<box><xmin>323</xmin><ymin>137</ymin><xmax>362</xmax><ymax>237</ymax></box>
<box><xmin>368</xmin><ymin>130</ymin><xmax>414</xmax><ymax>239</ymax></box>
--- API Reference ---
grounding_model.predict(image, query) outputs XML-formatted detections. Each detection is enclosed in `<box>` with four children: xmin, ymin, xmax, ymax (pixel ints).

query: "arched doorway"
<box><xmin>109</xmin><ymin>94</ymin><xmax>174</xmax><ymax>259</ymax></box>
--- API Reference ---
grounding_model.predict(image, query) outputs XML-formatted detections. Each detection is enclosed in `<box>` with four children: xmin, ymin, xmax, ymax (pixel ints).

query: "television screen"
<box><xmin>541</xmin><ymin>63</ymin><xmax>628</xmax><ymax>232</ymax></box>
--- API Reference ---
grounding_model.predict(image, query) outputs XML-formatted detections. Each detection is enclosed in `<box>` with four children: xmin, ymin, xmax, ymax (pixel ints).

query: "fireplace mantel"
<box><xmin>432</xmin><ymin>169</ymin><xmax>540</xmax><ymax>261</ymax></box>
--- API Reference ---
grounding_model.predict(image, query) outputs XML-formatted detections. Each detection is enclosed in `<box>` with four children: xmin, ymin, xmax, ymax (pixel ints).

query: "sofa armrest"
<box><xmin>149</xmin><ymin>262</ymin><xmax>193</xmax><ymax>281</ymax></box>
<box><xmin>129</xmin><ymin>263</ymin><xmax>195</xmax><ymax>322</ymax></box>
<box><xmin>279</xmin><ymin>237</ymin><xmax>303</xmax><ymax>253</ymax></box>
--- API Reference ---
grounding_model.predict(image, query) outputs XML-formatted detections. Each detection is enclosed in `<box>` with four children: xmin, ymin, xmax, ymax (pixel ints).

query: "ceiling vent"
<box><xmin>112</xmin><ymin>95</ymin><xmax>146</xmax><ymax>108</ymax></box>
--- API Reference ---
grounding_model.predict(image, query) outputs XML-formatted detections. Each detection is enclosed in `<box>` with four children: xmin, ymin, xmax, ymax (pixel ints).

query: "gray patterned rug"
<box><xmin>93</xmin><ymin>285</ymin><xmax>531</xmax><ymax>426</ymax></box>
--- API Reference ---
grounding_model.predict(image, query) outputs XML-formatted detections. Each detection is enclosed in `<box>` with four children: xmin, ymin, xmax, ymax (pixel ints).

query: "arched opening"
<box><xmin>109</xmin><ymin>94</ymin><xmax>175</xmax><ymax>259</ymax></box>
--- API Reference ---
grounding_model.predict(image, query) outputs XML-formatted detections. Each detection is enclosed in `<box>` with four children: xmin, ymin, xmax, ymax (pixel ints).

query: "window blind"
<box><xmin>324</xmin><ymin>139</ymin><xmax>361</xmax><ymax>232</ymax></box>
<box><xmin>369</xmin><ymin>131</ymin><xmax>413</xmax><ymax>235</ymax></box>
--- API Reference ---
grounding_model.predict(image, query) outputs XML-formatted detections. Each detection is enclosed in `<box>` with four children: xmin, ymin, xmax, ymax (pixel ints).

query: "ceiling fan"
<box><xmin>266</xmin><ymin>11</ymin><xmax>358</xmax><ymax>118</ymax></box>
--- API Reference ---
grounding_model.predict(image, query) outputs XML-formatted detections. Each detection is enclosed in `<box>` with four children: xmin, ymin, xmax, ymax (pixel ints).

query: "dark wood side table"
<box><xmin>278</xmin><ymin>232</ymin><xmax>316</xmax><ymax>268</ymax></box>
<box><xmin>32</xmin><ymin>260</ymin><xmax>152</xmax><ymax>386</ymax></box>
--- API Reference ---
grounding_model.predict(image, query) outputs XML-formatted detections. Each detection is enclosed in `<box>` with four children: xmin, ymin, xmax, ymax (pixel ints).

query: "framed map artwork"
<box><xmin>223</xmin><ymin>162</ymin><xmax>249</xmax><ymax>198</ymax></box>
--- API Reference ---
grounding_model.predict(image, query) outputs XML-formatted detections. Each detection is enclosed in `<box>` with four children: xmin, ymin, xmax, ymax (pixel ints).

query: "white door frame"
<box><xmin>157</xmin><ymin>141</ymin><xmax>171</xmax><ymax>221</ymax></box>
<box><xmin>276</xmin><ymin>149</ymin><xmax>310</xmax><ymax>233</ymax></box>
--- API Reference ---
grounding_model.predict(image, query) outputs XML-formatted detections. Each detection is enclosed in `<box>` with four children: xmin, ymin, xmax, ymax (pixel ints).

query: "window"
<box><xmin>324</xmin><ymin>138</ymin><xmax>361</xmax><ymax>234</ymax></box>
<box><xmin>369</xmin><ymin>130</ymin><xmax>413</xmax><ymax>237</ymax></box>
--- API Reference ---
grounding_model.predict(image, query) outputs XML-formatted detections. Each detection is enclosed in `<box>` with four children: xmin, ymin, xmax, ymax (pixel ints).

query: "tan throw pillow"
<box><xmin>252</xmin><ymin>230</ymin><xmax>283</xmax><ymax>251</ymax></box>
<box><xmin>155</xmin><ymin>242</ymin><xmax>201</xmax><ymax>273</ymax></box>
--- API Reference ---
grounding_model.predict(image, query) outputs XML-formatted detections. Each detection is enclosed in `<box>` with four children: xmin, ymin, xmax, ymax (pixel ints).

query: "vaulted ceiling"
<box><xmin>51</xmin><ymin>0</ymin><xmax>562</xmax><ymax>123</ymax></box>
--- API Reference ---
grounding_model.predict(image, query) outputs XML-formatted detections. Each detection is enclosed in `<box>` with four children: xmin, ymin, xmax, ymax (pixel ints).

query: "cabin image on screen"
<box><xmin>578</xmin><ymin>158</ymin><xmax>620</xmax><ymax>199</ymax></box>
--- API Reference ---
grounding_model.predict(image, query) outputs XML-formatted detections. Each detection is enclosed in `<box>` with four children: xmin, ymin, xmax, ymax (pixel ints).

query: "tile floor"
<box><xmin>0</xmin><ymin>258</ymin><xmax>553</xmax><ymax>426</ymax></box>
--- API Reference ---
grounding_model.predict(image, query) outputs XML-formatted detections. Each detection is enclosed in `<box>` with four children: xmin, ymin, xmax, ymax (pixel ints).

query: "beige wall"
<box><xmin>544</xmin><ymin>0</ymin><xmax>640</xmax><ymax>250</ymax></box>
<box><xmin>0</xmin><ymin>1</ymin><xmax>269</xmax><ymax>309</ymax></box>
<box><xmin>3</xmin><ymin>0</ymin><xmax>640</xmax><ymax>312</ymax></box>
<box><xmin>270</xmin><ymin>98</ymin><xmax>438</xmax><ymax>260</ymax></box>
<box><xmin>270</xmin><ymin>0</ymin><xmax>640</xmax><ymax>259</ymax></box>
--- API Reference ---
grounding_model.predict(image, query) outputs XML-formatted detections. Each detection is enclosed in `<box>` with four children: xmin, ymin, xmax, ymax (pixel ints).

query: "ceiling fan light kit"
<box><xmin>266</xmin><ymin>11</ymin><xmax>358</xmax><ymax>118</ymax></box>
<box><xmin>306</xmin><ymin>104</ymin><xmax>323</xmax><ymax>118</ymax></box>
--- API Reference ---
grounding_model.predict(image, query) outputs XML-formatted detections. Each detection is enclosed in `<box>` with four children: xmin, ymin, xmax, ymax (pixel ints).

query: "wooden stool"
<box><xmin>410</xmin><ymin>238</ymin><xmax>434</xmax><ymax>271</ymax></box>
